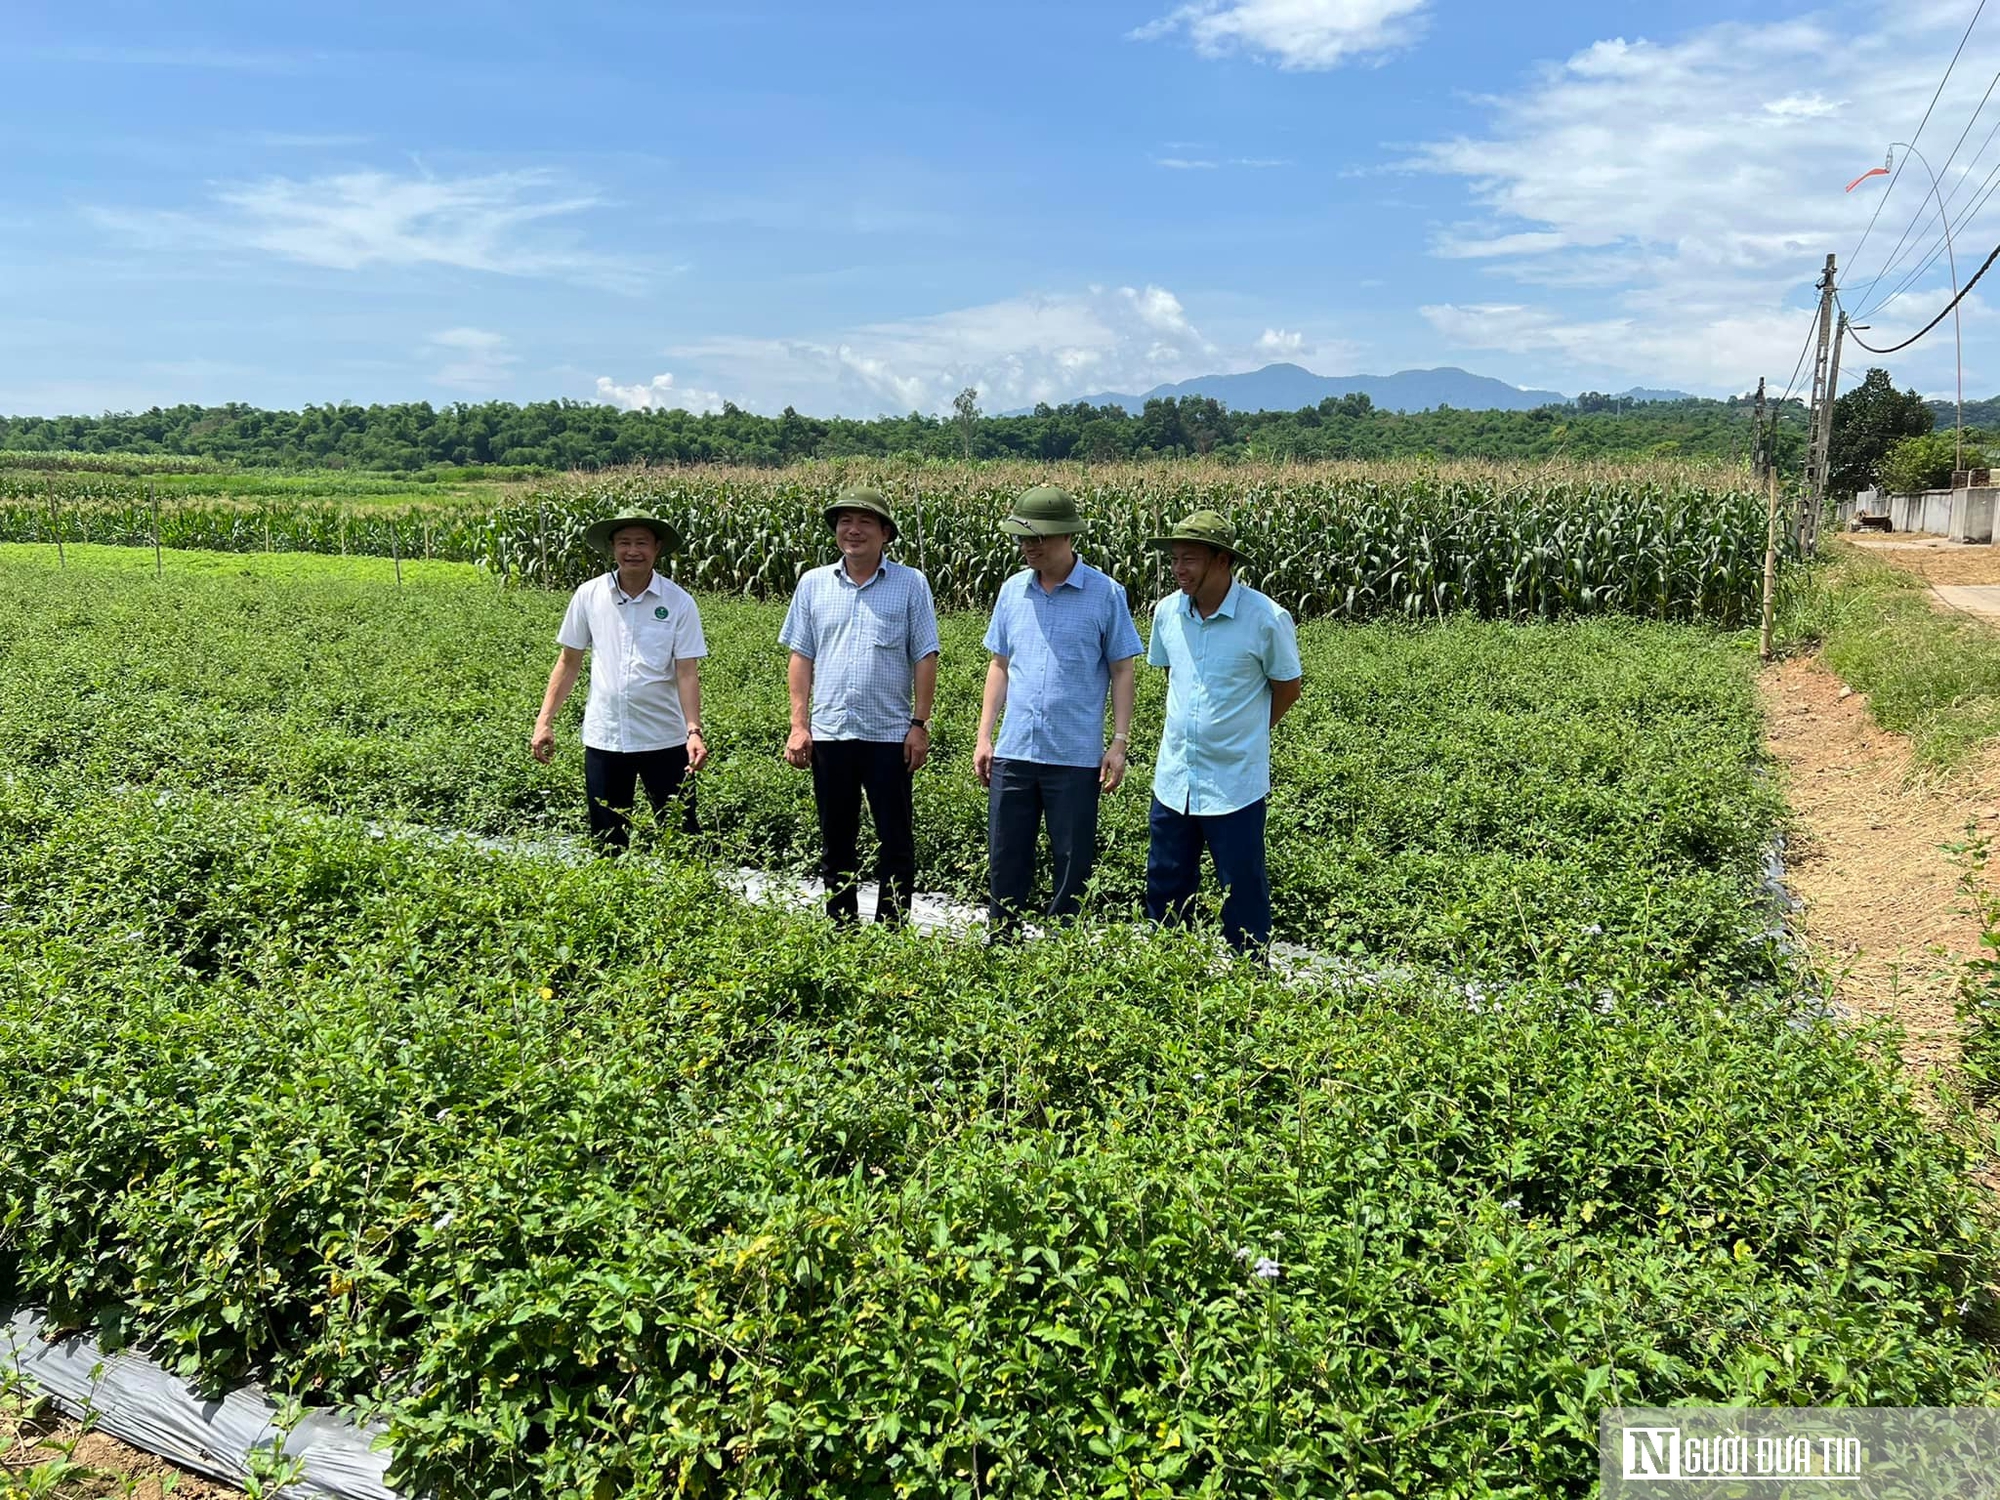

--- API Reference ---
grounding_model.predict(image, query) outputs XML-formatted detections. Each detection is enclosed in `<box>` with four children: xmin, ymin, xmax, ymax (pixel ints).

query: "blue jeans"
<box><xmin>987</xmin><ymin>758</ymin><xmax>1102</xmax><ymax>933</ymax></box>
<box><xmin>1145</xmin><ymin>796</ymin><xmax>1271</xmax><ymax>953</ymax></box>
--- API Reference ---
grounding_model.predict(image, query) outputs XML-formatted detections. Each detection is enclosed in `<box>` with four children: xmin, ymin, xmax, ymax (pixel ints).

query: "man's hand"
<box><xmin>686</xmin><ymin>728</ymin><xmax>709</xmax><ymax>773</ymax></box>
<box><xmin>1100</xmin><ymin>740</ymin><xmax>1128</xmax><ymax>793</ymax></box>
<box><xmin>974</xmin><ymin>734</ymin><xmax>995</xmax><ymax>787</ymax></box>
<box><xmin>784</xmin><ymin>726</ymin><xmax>813</xmax><ymax>769</ymax></box>
<box><xmin>531</xmin><ymin>723</ymin><xmax>556</xmax><ymax>764</ymax></box>
<box><xmin>904</xmin><ymin>723</ymin><xmax>931</xmax><ymax>773</ymax></box>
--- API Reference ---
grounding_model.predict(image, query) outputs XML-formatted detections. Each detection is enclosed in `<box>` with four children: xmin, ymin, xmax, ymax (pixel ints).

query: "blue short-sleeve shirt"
<box><xmin>779</xmin><ymin>557</ymin><xmax>942</xmax><ymax>742</ymax></box>
<box><xmin>983</xmin><ymin>558</ymin><xmax>1143</xmax><ymax>768</ymax></box>
<box><xmin>1147</xmin><ymin>579</ymin><xmax>1303</xmax><ymax>816</ymax></box>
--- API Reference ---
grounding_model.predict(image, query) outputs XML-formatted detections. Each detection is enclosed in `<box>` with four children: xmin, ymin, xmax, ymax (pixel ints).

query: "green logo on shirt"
<box><xmin>654</xmin><ymin>606</ymin><xmax>669</xmax><ymax>619</ymax></box>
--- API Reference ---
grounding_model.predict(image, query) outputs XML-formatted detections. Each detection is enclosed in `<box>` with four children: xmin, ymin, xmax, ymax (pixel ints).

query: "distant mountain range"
<box><xmin>1003</xmin><ymin>364</ymin><xmax>1694</xmax><ymax>416</ymax></box>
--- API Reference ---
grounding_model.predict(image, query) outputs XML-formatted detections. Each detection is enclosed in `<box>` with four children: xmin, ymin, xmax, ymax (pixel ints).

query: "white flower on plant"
<box><xmin>1582</xmin><ymin>923</ymin><xmax>1603</xmax><ymax>937</ymax></box>
<box><xmin>1252</xmin><ymin>1257</ymin><xmax>1281</xmax><ymax>1280</ymax></box>
<box><xmin>433</xmin><ymin>1211</ymin><xmax>453</xmax><ymax>1230</ymax></box>
<box><xmin>1502</xmin><ymin>1196</ymin><xmax>1523</xmax><ymax>1213</ymax></box>
<box><xmin>1233</xmin><ymin>1246</ymin><xmax>1251</xmax><ymax>1262</ymax></box>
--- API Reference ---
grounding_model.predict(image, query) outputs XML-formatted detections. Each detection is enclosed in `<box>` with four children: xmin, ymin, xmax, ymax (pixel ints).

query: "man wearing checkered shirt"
<box><xmin>779</xmin><ymin>487</ymin><xmax>941</xmax><ymax>926</ymax></box>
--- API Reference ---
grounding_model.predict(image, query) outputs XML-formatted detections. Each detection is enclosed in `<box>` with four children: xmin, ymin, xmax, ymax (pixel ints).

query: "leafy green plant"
<box><xmin>0</xmin><ymin>778</ymin><xmax>1995</xmax><ymax>1498</ymax></box>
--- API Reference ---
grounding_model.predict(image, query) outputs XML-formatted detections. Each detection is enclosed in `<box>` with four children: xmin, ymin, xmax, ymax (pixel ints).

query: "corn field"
<box><xmin>489</xmin><ymin>463</ymin><xmax>1783</xmax><ymax>625</ymax></box>
<box><xmin>0</xmin><ymin>460</ymin><xmax>1785</xmax><ymax>624</ymax></box>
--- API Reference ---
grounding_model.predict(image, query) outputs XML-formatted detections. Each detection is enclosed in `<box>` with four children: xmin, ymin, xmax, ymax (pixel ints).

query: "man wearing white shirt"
<box><xmin>531</xmin><ymin>510</ymin><xmax>709</xmax><ymax>851</ymax></box>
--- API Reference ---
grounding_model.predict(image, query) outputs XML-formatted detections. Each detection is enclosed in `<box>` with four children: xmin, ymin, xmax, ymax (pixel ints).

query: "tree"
<box><xmin>1879</xmin><ymin>430</ymin><xmax>1987</xmax><ymax>494</ymax></box>
<box><xmin>952</xmin><ymin>387</ymin><xmax>980</xmax><ymax>461</ymax></box>
<box><xmin>1829</xmin><ymin>367</ymin><xmax>1932</xmax><ymax>496</ymax></box>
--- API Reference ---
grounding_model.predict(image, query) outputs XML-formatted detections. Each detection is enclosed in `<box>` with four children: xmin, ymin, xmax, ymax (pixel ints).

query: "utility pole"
<box><xmin>1752</xmin><ymin>377</ymin><xmax>1768</xmax><ymax>483</ymax></box>
<box><xmin>1807</xmin><ymin>310</ymin><xmax>1845</xmax><ymax>553</ymax></box>
<box><xmin>1798</xmin><ymin>253</ymin><xmax>1837</xmax><ymax>552</ymax></box>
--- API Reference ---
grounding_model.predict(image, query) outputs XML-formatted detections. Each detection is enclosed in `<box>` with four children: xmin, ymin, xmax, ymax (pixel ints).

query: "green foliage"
<box><xmin>1776</xmin><ymin>543</ymin><xmax>2000</xmax><ymax>764</ymax></box>
<box><xmin>1950</xmin><ymin>838</ymin><xmax>2000</xmax><ymax>1101</ymax></box>
<box><xmin>0</xmin><ymin>462</ymin><xmax>1786</xmax><ymax>626</ymax></box>
<box><xmin>0</xmin><ymin>545</ymin><xmax>1786</xmax><ymax>987</ymax></box>
<box><xmin>1</xmin><ymin>777</ymin><xmax>1995</xmax><ymax>1498</ymax></box>
<box><xmin>1829</xmin><ymin>367</ymin><xmax>1933</xmax><ymax>497</ymax></box>
<box><xmin>0</xmin><ymin>393</ymin><xmax>1806</xmax><ymax>469</ymax></box>
<box><xmin>486</xmin><ymin>465</ymin><xmax>1783</xmax><ymax>626</ymax></box>
<box><xmin>1879</xmin><ymin>431</ymin><xmax>1989</xmax><ymax>495</ymax></box>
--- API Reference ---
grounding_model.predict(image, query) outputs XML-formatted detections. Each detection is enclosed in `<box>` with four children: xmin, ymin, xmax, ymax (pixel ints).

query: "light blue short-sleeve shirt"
<box><xmin>1147</xmin><ymin>579</ymin><xmax>1303</xmax><ymax>816</ymax></box>
<box><xmin>983</xmin><ymin>559</ymin><xmax>1143</xmax><ymax>769</ymax></box>
<box><xmin>779</xmin><ymin>557</ymin><xmax>942</xmax><ymax>742</ymax></box>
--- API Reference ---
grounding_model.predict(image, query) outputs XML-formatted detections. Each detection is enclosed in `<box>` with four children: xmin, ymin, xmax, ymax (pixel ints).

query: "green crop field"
<box><xmin>0</xmin><ymin>459</ymin><xmax>1786</xmax><ymax>626</ymax></box>
<box><xmin>1</xmin><ymin>543</ymin><xmax>1993</xmax><ymax>1499</ymax></box>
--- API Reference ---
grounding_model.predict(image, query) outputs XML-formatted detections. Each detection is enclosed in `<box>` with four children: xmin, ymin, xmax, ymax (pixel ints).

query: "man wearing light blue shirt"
<box><xmin>974</xmin><ymin>485</ymin><xmax>1142</xmax><ymax>937</ymax></box>
<box><xmin>1145</xmin><ymin>510</ymin><xmax>1303</xmax><ymax>953</ymax></box>
<box><xmin>779</xmin><ymin>487</ymin><xmax>941</xmax><ymax>926</ymax></box>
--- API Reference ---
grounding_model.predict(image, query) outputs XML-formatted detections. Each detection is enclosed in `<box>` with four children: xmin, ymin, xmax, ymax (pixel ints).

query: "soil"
<box><xmin>2</xmin><ymin>1403</ymin><xmax>241</xmax><ymax>1498</ymax></box>
<box><xmin>1845</xmin><ymin>531</ymin><xmax>2000</xmax><ymax>586</ymax></box>
<box><xmin>1760</xmin><ymin>655</ymin><xmax>2000</xmax><ymax>1092</ymax></box>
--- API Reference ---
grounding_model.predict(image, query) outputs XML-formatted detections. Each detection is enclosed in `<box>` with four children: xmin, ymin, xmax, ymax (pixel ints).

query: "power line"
<box><xmin>1856</xmin><ymin>149</ymin><xmax>2000</xmax><ymax>319</ymax></box>
<box><xmin>1850</xmin><ymin>68</ymin><xmax>2000</xmax><ymax>313</ymax></box>
<box><xmin>1843</xmin><ymin>0</ymin><xmax>1988</xmax><ymax>291</ymax></box>
<box><xmin>1842</xmin><ymin>235</ymin><xmax>2000</xmax><ymax>352</ymax></box>
<box><xmin>1776</xmin><ymin>308</ymin><xmax>1821</xmax><ymax>406</ymax></box>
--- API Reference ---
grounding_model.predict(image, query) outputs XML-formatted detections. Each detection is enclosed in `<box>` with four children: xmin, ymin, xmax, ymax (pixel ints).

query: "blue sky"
<box><xmin>7</xmin><ymin>0</ymin><xmax>1999</xmax><ymax>416</ymax></box>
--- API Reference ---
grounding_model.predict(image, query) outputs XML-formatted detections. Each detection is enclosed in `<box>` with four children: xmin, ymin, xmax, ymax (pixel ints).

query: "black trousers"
<box><xmin>583</xmin><ymin>743</ymin><xmax>697</xmax><ymax>852</ymax></box>
<box><xmin>810</xmin><ymin>738</ymin><xmax>915</xmax><ymax>925</ymax></box>
<box><xmin>987</xmin><ymin>758</ymin><xmax>1102</xmax><ymax>933</ymax></box>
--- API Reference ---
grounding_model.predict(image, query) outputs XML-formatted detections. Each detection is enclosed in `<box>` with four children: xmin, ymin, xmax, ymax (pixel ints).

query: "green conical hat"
<box><xmin>1000</xmin><ymin>484</ymin><xmax>1085</xmax><ymax>537</ymax></box>
<box><xmin>822</xmin><ymin>485</ymin><xmax>899</xmax><ymax>542</ymax></box>
<box><xmin>583</xmin><ymin>510</ymin><xmax>681</xmax><ymax>561</ymax></box>
<box><xmin>1147</xmin><ymin>509</ymin><xmax>1248</xmax><ymax>566</ymax></box>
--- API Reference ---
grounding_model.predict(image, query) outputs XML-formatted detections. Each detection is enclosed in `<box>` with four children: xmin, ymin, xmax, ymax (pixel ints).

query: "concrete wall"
<box><xmin>1883</xmin><ymin>489</ymin><xmax>1955</xmax><ymax>535</ymax></box>
<box><xmin>1950</xmin><ymin>486</ymin><xmax>1998</xmax><ymax>544</ymax></box>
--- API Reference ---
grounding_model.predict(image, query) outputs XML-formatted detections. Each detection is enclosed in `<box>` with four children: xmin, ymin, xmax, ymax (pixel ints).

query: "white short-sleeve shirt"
<box><xmin>556</xmin><ymin>572</ymin><xmax>707</xmax><ymax>752</ymax></box>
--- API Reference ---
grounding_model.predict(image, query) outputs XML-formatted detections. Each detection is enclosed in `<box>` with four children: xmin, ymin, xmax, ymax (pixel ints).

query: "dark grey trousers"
<box><xmin>987</xmin><ymin>757</ymin><xmax>1102</xmax><ymax>932</ymax></box>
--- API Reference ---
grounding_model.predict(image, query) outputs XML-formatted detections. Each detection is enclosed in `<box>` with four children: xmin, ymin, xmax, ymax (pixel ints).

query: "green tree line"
<box><xmin>0</xmin><ymin>391</ymin><xmax>1811</xmax><ymax>472</ymax></box>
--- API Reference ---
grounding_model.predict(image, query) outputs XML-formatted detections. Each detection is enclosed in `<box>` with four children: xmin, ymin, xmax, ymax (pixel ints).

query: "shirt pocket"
<box><xmin>1046</xmin><ymin>616</ymin><xmax>1098</xmax><ymax>668</ymax></box>
<box><xmin>632</xmin><ymin>617</ymin><xmax>677</xmax><ymax>672</ymax></box>
<box><xmin>867</xmin><ymin>613</ymin><xmax>906</xmax><ymax>655</ymax></box>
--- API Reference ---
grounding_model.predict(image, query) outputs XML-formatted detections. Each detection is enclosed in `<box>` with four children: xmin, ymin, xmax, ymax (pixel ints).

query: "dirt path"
<box><xmin>1761</xmin><ymin>656</ymin><xmax>1999</xmax><ymax>1088</ymax></box>
<box><xmin>2</xmin><ymin>1406</ymin><xmax>240</xmax><ymax>1498</ymax></box>
<box><xmin>1845</xmin><ymin>532</ymin><xmax>2000</xmax><ymax>586</ymax></box>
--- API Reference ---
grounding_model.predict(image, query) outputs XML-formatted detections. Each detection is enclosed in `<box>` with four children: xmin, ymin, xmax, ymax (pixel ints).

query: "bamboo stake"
<box><xmin>391</xmin><ymin>520</ymin><xmax>403</xmax><ymax>587</ymax></box>
<box><xmin>47</xmin><ymin>476</ymin><xmax>64</xmax><ymax>568</ymax></box>
<box><xmin>149</xmin><ymin>481</ymin><xmax>162</xmax><ymax>577</ymax></box>
<box><xmin>1758</xmin><ymin>466</ymin><xmax>1780</xmax><ymax>663</ymax></box>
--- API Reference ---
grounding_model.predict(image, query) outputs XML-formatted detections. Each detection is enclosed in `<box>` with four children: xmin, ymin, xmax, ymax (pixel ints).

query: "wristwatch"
<box><xmin>910</xmin><ymin>716</ymin><xmax>931</xmax><ymax>731</ymax></box>
<box><xmin>686</xmin><ymin>723</ymin><xmax>705</xmax><ymax>737</ymax></box>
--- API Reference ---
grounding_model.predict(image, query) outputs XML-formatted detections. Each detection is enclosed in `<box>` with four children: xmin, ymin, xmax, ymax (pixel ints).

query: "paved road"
<box><xmin>1932</xmin><ymin>584</ymin><xmax>2000</xmax><ymax>620</ymax></box>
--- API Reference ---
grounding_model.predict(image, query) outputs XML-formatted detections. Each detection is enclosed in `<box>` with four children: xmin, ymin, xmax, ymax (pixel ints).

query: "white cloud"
<box><xmin>1157</xmin><ymin>157</ymin><xmax>1219</xmax><ymax>170</ymax></box>
<box><xmin>1763</xmin><ymin>91</ymin><xmax>1845</xmax><ymax>119</ymax></box>
<box><xmin>1257</xmin><ymin>327</ymin><xmax>1308</xmax><ymax>356</ymax></box>
<box><xmin>660</xmin><ymin>283</ymin><xmax>1336</xmax><ymax>416</ymax></box>
<box><xmin>1410</xmin><ymin>4</ymin><xmax>2000</xmax><ymax>394</ymax></box>
<box><xmin>1133</xmin><ymin>0</ymin><xmax>1430</xmax><ymax>70</ymax></box>
<box><xmin>88</xmin><ymin>168</ymin><xmax>645</xmax><ymax>292</ymax></box>
<box><xmin>426</xmin><ymin>328</ymin><xmax>517</xmax><ymax>390</ymax></box>
<box><xmin>593</xmin><ymin>373</ymin><xmax>727</xmax><ymax>414</ymax></box>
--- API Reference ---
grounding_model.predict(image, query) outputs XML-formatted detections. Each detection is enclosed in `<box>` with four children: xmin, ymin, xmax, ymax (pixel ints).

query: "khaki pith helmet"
<box><xmin>584</xmin><ymin>510</ymin><xmax>681</xmax><ymax>561</ymax></box>
<box><xmin>1000</xmin><ymin>484</ymin><xmax>1085</xmax><ymax>538</ymax></box>
<box><xmin>1148</xmin><ymin>509</ymin><xmax>1248</xmax><ymax>567</ymax></box>
<box><xmin>822</xmin><ymin>486</ymin><xmax>899</xmax><ymax>542</ymax></box>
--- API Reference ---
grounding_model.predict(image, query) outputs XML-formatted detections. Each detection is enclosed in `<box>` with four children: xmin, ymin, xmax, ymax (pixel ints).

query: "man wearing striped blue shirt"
<box><xmin>779</xmin><ymin>487</ymin><xmax>941</xmax><ymax>926</ymax></box>
<box><xmin>975</xmin><ymin>485</ymin><xmax>1142</xmax><ymax>938</ymax></box>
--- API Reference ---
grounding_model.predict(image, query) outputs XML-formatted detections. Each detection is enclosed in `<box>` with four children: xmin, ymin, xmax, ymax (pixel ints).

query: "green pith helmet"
<box><xmin>822</xmin><ymin>485</ymin><xmax>899</xmax><ymax>542</ymax></box>
<box><xmin>1148</xmin><ymin>509</ymin><xmax>1247</xmax><ymax>567</ymax></box>
<box><xmin>584</xmin><ymin>510</ymin><xmax>681</xmax><ymax>561</ymax></box>
<box><xmin>1001</xmin><ymin>484</ymin><xmax>1085</xmax><ymax>538</ymax></box>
